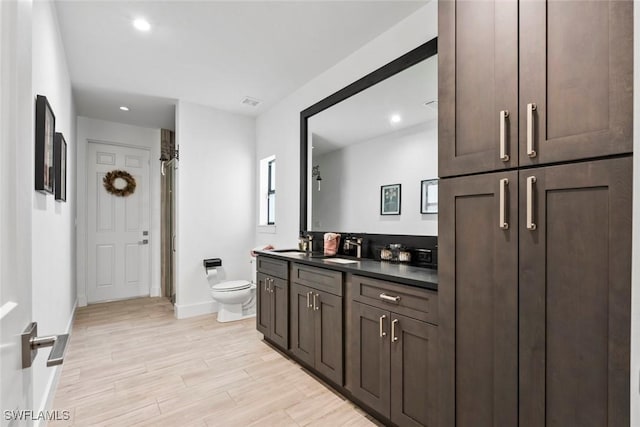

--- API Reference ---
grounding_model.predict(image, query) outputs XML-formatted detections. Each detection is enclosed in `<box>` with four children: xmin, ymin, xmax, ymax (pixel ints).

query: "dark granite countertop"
<box><xmin>255</xmin><ymin>249</ymin><xmax>438</xmax><ymax>291</ymax></box>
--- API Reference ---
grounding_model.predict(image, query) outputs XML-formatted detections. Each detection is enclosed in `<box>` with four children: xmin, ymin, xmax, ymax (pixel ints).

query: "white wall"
<box><xmin>31</xmin><ymin>0</ymin><xmax>77</xmax><ymax>418</ymax></box>
<box><xmin>76</xmin><ymin>117</ymin><xmax>161</xmax><ymax>306</ymax></box>
<box><xmin>312</xmin><ymin>121</ymin><xmax>437</xmax><ymax>235</ymax></box>
<box><xmin>254</xmin><ymin>2</ymin><xmax>437</xmax><ymax>249</ymax></box>
<box><xmin>175</xmin><ymin>101</ymin><xmax>255</xmax><ymax>319</ymax></box>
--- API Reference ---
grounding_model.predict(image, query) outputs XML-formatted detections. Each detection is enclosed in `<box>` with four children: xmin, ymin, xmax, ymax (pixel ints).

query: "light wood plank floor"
<box><xmin>49</xmin><ymin>297</ymin><xmax>380</xmax><ymax>426</ymax></box>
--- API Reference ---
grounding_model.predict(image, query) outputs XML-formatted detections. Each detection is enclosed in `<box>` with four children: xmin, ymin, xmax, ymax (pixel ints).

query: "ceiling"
<box><xmin>55</xmin><ymin>1</ymin><xmax>429</xmax><ymax>129</ymax></box>
<box><xmin>309</xmin><ymin>53</ymin><xmax>437</xmax><ymax>156</ymax></box>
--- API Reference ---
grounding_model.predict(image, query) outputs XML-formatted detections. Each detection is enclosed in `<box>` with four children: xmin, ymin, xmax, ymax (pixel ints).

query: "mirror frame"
<box><xmin>299</xmin><ymin>37</ymin><xmax>438</xmax><ymax>234</ymax></box>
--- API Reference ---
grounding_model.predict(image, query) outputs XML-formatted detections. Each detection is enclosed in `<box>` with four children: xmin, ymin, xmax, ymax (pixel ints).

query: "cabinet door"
<box><xmin>290</xmin><ymin>283</ymin><xmax>315</xmax><ymax>366</ymax></box>
<box><xmin>439</xmin><ymin>0</ymin><xmax>518</xmax><ymax>177</ymax></box>
<box><xmin>390</xmin><ymin>314</ymin><xmax>438</xmax><ymax>427</ymax></box>
<box><xmin>519</xmin><ymin>1</ymin><xmax>632</xmax><ymax>166</ymax></box>
<box><xmin>314</xmin><ymin>290</ymin><xmax>343</xmax><ymax>386</ymax></box>
<box><xmin>256</xmin><ymin>272</ymin><xmax>271</xmax><ymax>337</ymax></box>
<box><xmin>349</xmin><ymin>301</ymin><xmax>390</xmax><ymax>418</ymax></box>
<box><xmin>439</xmin><ymin>171</ymin><xmax>518</xmax><ymax>427</ymax></box>
<box><xmin>519</xmin><ymin>157</ymin><xmax>631</xmax><ymax>427</ymax></box>
<box><xmin>270</xmin><ymin>276</ymin><xmax>289</xmax><ymax>349</ymax></box>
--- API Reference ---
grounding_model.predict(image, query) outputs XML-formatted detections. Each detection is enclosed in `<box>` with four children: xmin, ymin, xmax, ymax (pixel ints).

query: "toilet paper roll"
<box><xmin>205</xmin><ymin>268</ymin><xmax>218</xmax><ymax>284</ymax></box>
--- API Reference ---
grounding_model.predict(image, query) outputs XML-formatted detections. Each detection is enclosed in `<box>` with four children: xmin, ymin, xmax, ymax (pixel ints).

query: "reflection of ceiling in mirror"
<box><xmin>309</xmin><ymin>54</ymin><xmax>437</xmax><ymax>156</ymax></box>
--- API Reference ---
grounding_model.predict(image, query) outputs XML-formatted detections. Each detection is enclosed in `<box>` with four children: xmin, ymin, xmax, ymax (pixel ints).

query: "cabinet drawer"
<box><xmin>350</xmin><ymin>275</ymin><xmax>437</xmax><ymax>325</ymax></box>
<box><xmin>257</xmin><ymin>256</ymin><xmax>288</xmax><ymax>280</ymax></box>
<box><xmin>292</xmin><ymin>263</ymin><xmax>342</xmax><ymax>296</ymax></box>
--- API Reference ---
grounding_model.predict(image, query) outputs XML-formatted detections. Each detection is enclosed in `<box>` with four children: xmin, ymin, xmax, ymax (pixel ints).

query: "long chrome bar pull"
<box><xmin>379</xmin><ymin>315</ymin><xmax>387</xmax><ymax>338</ymax></box>
<box><xmin>527</xmin><ymin>103</ymin><xmax>537</xmax><ymax>158</ymax></box>
<box><xmin>499</xmin><ymin>110</ymin><xmax>509</xmax><ymax>161</ymax></box>
<box><xmin>527</xmin><ymin>176</ymin><xmax>537</xmax><ymax>230</ymax></box>
<box><xmin>391</xmin><ymin>319</ymin><xmax>399</xmax><ymax>343</ymax></box>
<box><xmin>499</xmin><ymin>178</ymin><xmax>509</xmax><ymax>230</ymax></box>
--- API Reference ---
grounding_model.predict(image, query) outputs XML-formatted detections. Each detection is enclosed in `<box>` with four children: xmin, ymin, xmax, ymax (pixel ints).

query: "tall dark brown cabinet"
<box><xmin>440</xmin><ymin>0</ymin><xmax>632</xmax><ymax>178</ymax></box>
<box><xmin>439</xmin><ymin>0</ymin><xmax>633</xmax><ymax>426</ymax></box>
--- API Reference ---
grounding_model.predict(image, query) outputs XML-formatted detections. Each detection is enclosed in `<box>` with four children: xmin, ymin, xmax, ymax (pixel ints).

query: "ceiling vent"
<box><xmin>241</xmin><ymin>96</ymin><xmax>262</xmax><ymax>107</ymax></box>
<box><xmin>424</xmin><ymin>100</ymin><xmax>438</xmax><ymax>110</ymax></box>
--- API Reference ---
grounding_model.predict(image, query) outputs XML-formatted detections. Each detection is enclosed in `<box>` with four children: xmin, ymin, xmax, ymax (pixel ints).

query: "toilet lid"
<box><xmin>212</xmin><ymin>280</ymin><xmax>251</xmax><ymax>291</ymax></box>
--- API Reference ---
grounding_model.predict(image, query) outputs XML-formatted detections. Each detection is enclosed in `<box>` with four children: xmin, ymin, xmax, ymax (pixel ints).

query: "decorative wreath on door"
<box><xmin>103</xmin><ymin>170</ymin><xmax>136</xmax><ymax>197</ymax></box>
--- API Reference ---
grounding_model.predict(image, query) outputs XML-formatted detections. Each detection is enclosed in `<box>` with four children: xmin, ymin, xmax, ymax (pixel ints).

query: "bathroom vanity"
<box><xmin>255</xmin><ymin>250</ymin><xmax>438</xmax><ymax>427</ymax></box>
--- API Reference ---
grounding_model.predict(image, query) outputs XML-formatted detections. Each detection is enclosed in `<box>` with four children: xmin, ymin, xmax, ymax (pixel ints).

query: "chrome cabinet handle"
<box><xmin>499</xmin><ymin>110</ymin><xmax>509</xmax><ymax>161</ymax></box>
<box><xmin>527</xmin><ymin>103</ymin><xmax>537</xmax><ymax>158</ymax></box>
<box><xmin>306</xmin><ymin>291</ymin><xmax>312</xmax><ymax>309</ymax></box>
<box><xmin>379</xmin><ymin>315</ymin><xmax>387</xmax><ymax>338</ymax></box>
<box><xmin>312</xmin><ymin>293</ymin><xmax>319</xmax><ymax>311</ymax></box>
<box><xmin>391</xmin><ymin>319</ymin><xmax>399</xmax><ymax>343</ymax></box>
<box><xmin>527</xmin><ymin>176</ymin><xmax>537</xmax><ymax>230</ymax></box>
<box><xmin>379</xmin><ymin>293</ymin><xmax>400</xmax><ymax>303</ymax></box>
<box><xmin>499</xmin><ymin>178</ymin><xmax>509</xmax><ymax>230</ymax></box>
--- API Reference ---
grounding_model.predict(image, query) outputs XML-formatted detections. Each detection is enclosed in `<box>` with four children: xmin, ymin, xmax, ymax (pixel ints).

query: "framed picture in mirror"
<box><xmin>54</xmin><ymin>132</ymin><xmax>67</xmax><ymax>202</ymax></box>
<box><xmin>421</xmin><ymin>179</ymin><xmax>438</xmax><ymax>214</ymax></box>
<box><xmin>35</xmin><ymin>95</ymin><xmax>55</xmax><ymax>194</ymax></box>
<box><xmin>381</xmin><ymin>184</ymin><xmax>401</xmax><ymax>215</ymax></box>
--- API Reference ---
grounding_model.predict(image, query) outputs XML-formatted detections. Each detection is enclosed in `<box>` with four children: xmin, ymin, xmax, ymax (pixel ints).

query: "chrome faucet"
<box><xmin>344</xmin><ymin>237</ymin><xmax>363</xmax><ymax>258</ymax></box>
<box><xmin>299</xmin><ymin>234</ymin><xmax>314</xmax><ymax>254</ymax></box>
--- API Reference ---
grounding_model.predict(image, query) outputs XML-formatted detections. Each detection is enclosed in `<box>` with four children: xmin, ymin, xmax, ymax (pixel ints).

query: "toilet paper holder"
<box><xmin>203</xmin><ymin>258</ymin><xmax>222</xmax><ymax>272</ymax></box>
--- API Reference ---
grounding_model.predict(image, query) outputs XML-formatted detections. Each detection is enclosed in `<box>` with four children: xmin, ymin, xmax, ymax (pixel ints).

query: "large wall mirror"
<box><xmin>300</xmin><ymin>38</ymin><xmax>438</xmax><ymax>237</ymax></box>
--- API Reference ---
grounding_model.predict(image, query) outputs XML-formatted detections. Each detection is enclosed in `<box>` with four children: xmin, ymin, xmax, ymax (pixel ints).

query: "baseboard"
<box><xmin>35</xmin><ymin>298</ymin><xmax>78</xmax><ymax>427</ymax></box>
<box><xmin>174</xmin><ymin>300</ymin><xmax>218</xmax><ymax>319</ymax></box>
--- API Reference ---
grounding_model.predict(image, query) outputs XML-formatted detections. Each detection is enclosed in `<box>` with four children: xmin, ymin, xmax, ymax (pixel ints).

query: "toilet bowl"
<box><xmin>210</xmin><ymin>280</ymin><xmax>256</xmax><ymax>323</ymax></box>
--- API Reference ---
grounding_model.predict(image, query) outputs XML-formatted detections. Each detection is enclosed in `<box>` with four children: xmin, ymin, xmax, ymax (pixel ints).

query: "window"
<box><xmin>259</xmin><ymin>155</ymin><xmax>276</xmax><ymax>227</ymax></box>
<box><xmin>267</xmin><ymin>159</ymin><xmax>275</xmax><ymax>225</ymax></box>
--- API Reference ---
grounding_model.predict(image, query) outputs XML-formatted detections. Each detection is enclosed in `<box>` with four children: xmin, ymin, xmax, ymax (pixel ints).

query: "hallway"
<box><xmin>50</xmin><ymin>298</ymin><xmax>378</xmax><ymax>426</ymax></box>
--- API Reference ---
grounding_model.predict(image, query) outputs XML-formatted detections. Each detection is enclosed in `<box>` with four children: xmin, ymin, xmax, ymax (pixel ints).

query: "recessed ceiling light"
<box><xmin>133</xmin><ymin>18</ymin><xmax>151</xmax><ymax>32</ymax></box>
<box><xmin>390</xmin><ymin>114</ymin><xmax>402</xmax><ymax>124</ymax></box>
<box><xmin>120</xmin><ymin>106</ymin><xmax>130</xmax><ymax>111</ymax></box>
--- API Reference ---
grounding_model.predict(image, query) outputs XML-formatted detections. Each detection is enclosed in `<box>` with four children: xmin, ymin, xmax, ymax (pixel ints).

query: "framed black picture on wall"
<box><xmin>54</xmin><ymin>132</ymin><xmax>67</xmax><ymax>202</ymax></box>
<box><xmin>380</xmin><ymin>183</ymin><xmax>401</xmax><ymax>215</ymax></box>
<box><xmin>35</xmin><ymin>95</ymin><xmax>55</xmax><ymax>194</ymax></box>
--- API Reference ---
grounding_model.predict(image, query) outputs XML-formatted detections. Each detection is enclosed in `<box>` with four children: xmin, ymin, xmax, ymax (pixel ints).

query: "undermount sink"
<box><xmin>269</xmin><ymin>249</ymin><xmax>359</xmax><ymax>263</ymax></box>
<box><xmin>323</xmin><ymin>258</ymin><xmax>359</xmax><ymax>264</ymax></box>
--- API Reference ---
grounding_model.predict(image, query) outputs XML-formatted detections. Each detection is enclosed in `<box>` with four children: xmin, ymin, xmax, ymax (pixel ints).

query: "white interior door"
<box><xmin>1</xmin><ymin>0</ymin><xmax>35</xmax><ymax>421</ymax></box>
<box><xmin>87</xmin><ymin>142</ymin><xmax>150</xmax><ymax>303</ymax></box>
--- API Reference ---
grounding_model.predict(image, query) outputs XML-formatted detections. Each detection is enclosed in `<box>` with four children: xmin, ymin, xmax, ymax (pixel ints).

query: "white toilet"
<box><xmin>206</xmin><ymin>259</ymin><xmax>257</xmax><ymax>323</ymax></box>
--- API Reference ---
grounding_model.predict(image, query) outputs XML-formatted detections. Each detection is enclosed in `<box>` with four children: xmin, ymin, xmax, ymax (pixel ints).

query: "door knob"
<box><xmin>21</xmin><ymin>322</ymin><xmax>69</xmax><ymax>368</ymax></box>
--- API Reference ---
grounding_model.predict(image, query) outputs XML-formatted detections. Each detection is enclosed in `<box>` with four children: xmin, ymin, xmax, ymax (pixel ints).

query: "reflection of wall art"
<box><xmin>380</xmin><ymin>184</ymin><xmax>401</xmax><ymax>215</ymax></box>
<box><xmin>421</xmin><ymin>179</ymin><xmax>438</xmax><ymax>214</ymax></box>
<box><xmin>35</xmin><ymin>95</ymin><xmax>55</xmax><ymax>194</ymax></box>
<box><xmin>54</xmin><ymin>133</ymin><xmax>67</xmax><ymax>202</ymax></box>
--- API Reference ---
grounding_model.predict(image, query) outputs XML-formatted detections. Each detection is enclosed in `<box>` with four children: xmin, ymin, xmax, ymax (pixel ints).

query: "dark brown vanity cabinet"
<box><xmin>439</xmin><ymin>157</ymin><xmax>632</xmax><ymax>427</ymax></box>
<box><xmin>348</xmin><ymin>275</ymin><xmax>438</xmax><ymax>427</ymax></box>
<box><xmin>290</xmin><ymin>264</ymin><xmax>343</xmax><ymax>385</ymax></box>
<box><xmin>256</xmin><ymin>257</ymin><xmax>289</xmax><ymax>350</ymax></box>
<box><xmin>439</xmin><ymin>0</ymin><xmax>632</xmax><ymax>177</ymax></box>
